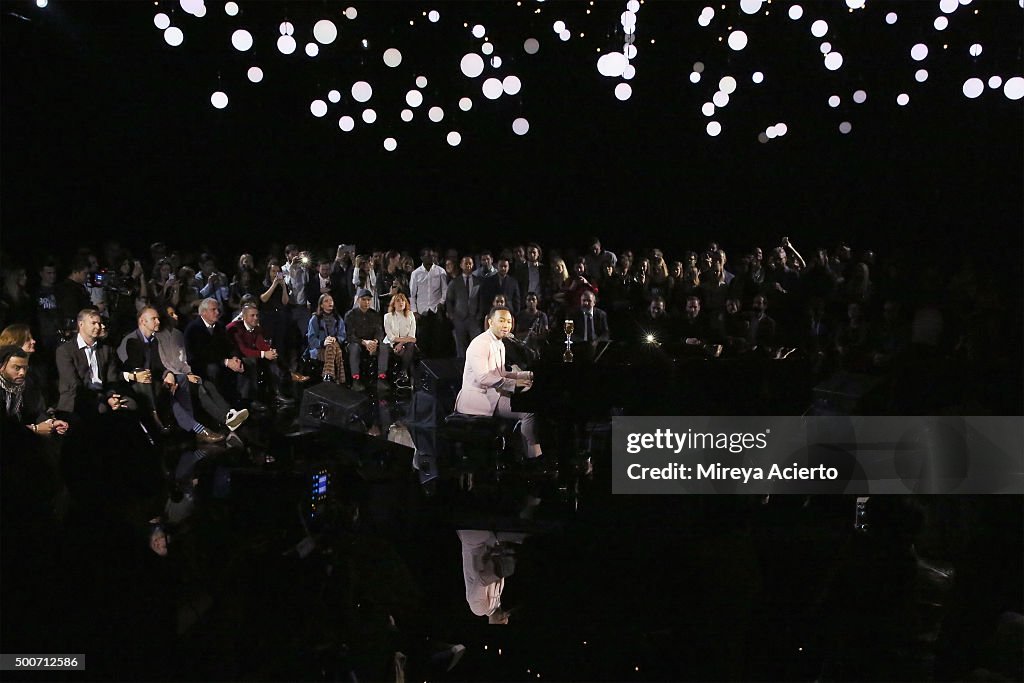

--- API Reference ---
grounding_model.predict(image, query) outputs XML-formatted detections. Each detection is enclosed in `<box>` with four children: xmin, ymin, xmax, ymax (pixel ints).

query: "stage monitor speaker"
<box><xmin>299</xmin><ymin>383</ymin><xmax>370</xmax><ymax>430</ymax></box>
<box><xmin>409</xmin><ymin>358</ymin><xmax>463</xmax><ymax>428</ymax></box>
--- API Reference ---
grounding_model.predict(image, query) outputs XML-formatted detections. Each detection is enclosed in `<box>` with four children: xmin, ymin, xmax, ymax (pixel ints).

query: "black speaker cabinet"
<box><xmin>299</xmin><ymin>382</ymin><xmax>370</xmax><ymax>430</ymax></box>
<box><xmin>409</xmin><ymin>358</ymin><xmax>464</xmax><ymax>427</ymax></box>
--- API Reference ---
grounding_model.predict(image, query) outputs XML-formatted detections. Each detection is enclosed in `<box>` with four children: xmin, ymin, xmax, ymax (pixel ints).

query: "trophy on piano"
<box><xmin>562</xmin><ymin>318</ymin><xmax>575</xmax><ymax>363</ymax></box>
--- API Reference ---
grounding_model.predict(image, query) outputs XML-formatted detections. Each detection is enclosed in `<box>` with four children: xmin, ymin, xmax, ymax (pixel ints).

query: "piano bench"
<box><xmin>441</xmin><ymin>413</ymin><xmax>512</xmax><ymax>451</ymax></box>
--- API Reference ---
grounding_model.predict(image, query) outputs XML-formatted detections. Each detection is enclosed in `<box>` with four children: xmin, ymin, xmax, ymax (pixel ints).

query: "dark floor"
<box><xmin>1</xmin><ymin>378</ymin><xmax>1022</xmax><ymax>682</ymax></box>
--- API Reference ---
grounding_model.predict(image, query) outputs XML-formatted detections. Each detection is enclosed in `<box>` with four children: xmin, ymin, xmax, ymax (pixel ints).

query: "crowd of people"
<box><xmin>0</xmin><ymin>233</ymin><xmax>1012</xmax><ymax>445</ymax></box>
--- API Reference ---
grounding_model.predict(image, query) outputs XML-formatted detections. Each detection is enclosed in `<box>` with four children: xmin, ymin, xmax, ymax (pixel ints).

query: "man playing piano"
<box><xmin>455</xmin><ymin>306</ymin><xmax>544</xmax><ymax>462</ymax></box>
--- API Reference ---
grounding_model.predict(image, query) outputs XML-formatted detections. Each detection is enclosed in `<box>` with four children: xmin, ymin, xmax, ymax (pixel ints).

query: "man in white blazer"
<box><xmin>454</xmin><ymin>306</ymin><xmax>542</xmax><ymax>460</ymax></box>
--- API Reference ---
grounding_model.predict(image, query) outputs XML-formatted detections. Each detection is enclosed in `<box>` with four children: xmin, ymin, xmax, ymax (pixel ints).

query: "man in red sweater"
<box><xmin>226</xmin><ymin>304</ymin><xmax>293</xmax><ymax>410</ymax></box>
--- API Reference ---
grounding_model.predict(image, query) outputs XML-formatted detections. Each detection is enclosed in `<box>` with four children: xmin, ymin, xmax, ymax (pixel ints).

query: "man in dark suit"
<box><xmin>569</xmin><ymin>291</ymin><xmax>610</xmax><ymax>363</ymax></box>
<box><xmin>55</xmin><ymin>308</ymin><xmax>136</xmax><ymax>417</ymax></box>
<box><xmin>122</xmin><ymin>307</ymin><xmax>224</xmax><ymax>443</ymax></box>
<box><xmin>480</xmin><ymin>258</ymin><xmax>521</xmax><ymax>314</ymax></box>
<box><xmin>306</xmin><ymin>259</ymin><xmax>347</xmax><ymax>313</ymax></box>
<box><xmin>445</xmin><ymin>255</ymin><xmax>482</xmax><ymax>359</ymax></box>
<box><xmin>185</xmin><ymin>298</ymin><xmax>245</xmax><ymax>395</ymax></box>
<box><xmin>513</xmin><ymin>243</ymin><xmax>545</xmax><ymax>308</ymax></box>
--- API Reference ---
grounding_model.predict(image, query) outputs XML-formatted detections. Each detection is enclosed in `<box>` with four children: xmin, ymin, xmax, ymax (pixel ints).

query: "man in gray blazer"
<box><xmin>446</xmin><ymin>255</ymin><xmax>482</xmax><ymax>359</ymax></box>
<box><xmin>55</xmin><ymin>308</ymin><xmax>136</xmax><ymax>417</ymax></box>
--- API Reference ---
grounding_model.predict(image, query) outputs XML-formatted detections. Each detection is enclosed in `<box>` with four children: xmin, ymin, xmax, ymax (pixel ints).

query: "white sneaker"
<box><xmin>225</xmin><ymin>408</ymin><xmax>250</xmax><ymax>432</ymax></box>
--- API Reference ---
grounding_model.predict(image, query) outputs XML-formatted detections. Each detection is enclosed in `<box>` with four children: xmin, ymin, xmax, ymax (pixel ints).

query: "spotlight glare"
<box><xmin>1004</xmin><ymin>77</ymin><xmax>1024</xmax><ymax>100</ymax></box>
<box><xmin>987</xmin><ymin>75</ymin><xmax>1002</xmax><ymax>89</ymax></box>
<box><xmin>482</xmin><ymin>42</ymin><xmax>494</xmax><ymax>55</ymax></box>
<box><xmin>712</xmin><ymin>90</ymin><xmax>730</xmax><ymax>107</ymax></box>
<box><xmin>154</xmin><ymin>13</ymin><xmax>171</xmax><ymax>29</ymax></box>
<box><xmin>727</xmin><ymin>30</ymin><xmax>748</xmax><ymax>51</ymax></box>
<box><xmin>279</xmin><ymin>22</ymin><xmax>294</xmax><ymax>36</ymax></box>
<box><xmin>897</xmin><ymin>93</ymin><xmax>910</xmax><ymax>105</ymax></box>
<box><xmin>328</xmin><ymin>89</ymin><xmax>341</xmax><ymax>103</ymax></box>
<box><xmin>362</xmin><ymin>108</ymin><xmax>377</xmax><ymax>124</ymax></box>
<box><xmin>614</xmin><ymin>83</ymin><xmax>632</xmax><ymax>100</ymax></box>
<box><xmin>598</xmin><ymin>52</ymin><xmax>628</xmax><ymax>78</ymax></box>
<box><xmin>277</xmin><ymin>35</ymin><xmax>297</xmax><ymax>55</ymax></box>
<box><xmin>305</xmin><ymin>42</ymin><xmax>319</xmax><ymax>57</ymax></box>
<box><xmin>719</xmin><ymin>76</ymin><xmax>737</xmax><ymax>94</ymax></box>
<box><xmin>502</xmin><ymin>75</ymin><xmax>522</xmax><ymax>95</ymax></box>
<box><xmin>458</xmin><ymin>97</ymin><xmax>473</xmax><ymax>112</ymax></box>
<box><xmin>384</xmin><ymin>137</ymin><xmax>397</xmax><ymax>152</ymax></box>
<box><xmin>690</xmin><ymin>72</ymin><xmax>701</xmax><ymax>84</ymax></box>
<box><xmin>310</xmin><ymin>100</ymin><xmax>327</xmax><ymax>117</ymax></box>
<box><xmin>472</xmin><ymin>24</ymin><xmax>486</xmax><ymax>38</ymax></box>
<box><xmin>706</xmin><ymin>121</ymin><xmax>722</xmax><ymax>137</ymax></box>
<box><xmin>962</xmin><ymin>78</ymin><xmax>984</xmax><ymax>98</ymax></box>
<box><xmin>313</xmin><ymin>19</ymin><xmax>338</xmax><ymax>45</ymax></box>
<box><xmin>740</xmin><ymin>0</ymin><xmax>762</xmax><ymax>15</ymax></box>
<box><xmin>810</xmin><ymin>20</ymin><xmax>828</xmax><ymax>37</ymax></box>
<box><xmin>338</xmin><ymin>116</ymin><xmax>355</xmax><ymax>132</ymax></box>
<box><xmin>915</xmin><ymin>69</ymin><xmax>928</xmax><ymax>82</ymax></box>
<box><xmin>939</xmin><ymin>0</ymin><xmax>958</xmax><ymax>12</ymax></box>
<box><xmin>210</xmin><ymin>91</ymin><xmax>228</xmax><ymax>109</ymax></box>
<box><xmin>461</xmin><ymin>53</ymin><xmax>485</xmax><ymax>78</ymax></box>
<box><xmin>752</xmin><ymin>71</ymin><xmax>764</xmax><ymax>83</ymax></box>
<box><xmin>969</xmin><ymin>43</ymin><xmax>982</xmax><ymax>57</ymax></box>
<box><xmin>344</xmin><ymin>7</ymin><xmax>357</xmax><ymax>20</ymax></box>
<box><xmin>933</xmin><ymin>16</ymin><xmax>948</xmax><ymax>30</ymax></box>
<box><xmin>482</xmin><ymin>78</ymin><xmax>503</xmax><ymax>99</ymax></box>
<box><xmin>824</xmin><ymin>51</ymin><xmax>843</xmax><ymax>70</ymax></box>
<box><xmin>702</xmin><ymin>102</ymin><xmax>715</xmax><ymax>116</ymax></box>
<box><xmin>428</xmin><ymin>106</ymin><xmax>444</xmax><ymax>122</ymax></box>
<box><xmin>231</xmin><ymin>29</ymin><xmax>253</xmax><ymax>51</ymax></box>
<box><xmin>401</xmin><ymin>109</ymin><xmax>414</xmax><ymax>122</ymax></box>
<box><xmin>225</xmin><ymin>2</ymin><xmax>239</xmax><ymax>16</ymax></box>
<box><xmin>623</xmin><ymin>64</ymin><xmax>636</xmax><ymax>80</ymax></box>
<box><xmin>406</xmin><ymin>90</ymin><xmax>423</xmax><ymax>107</ymax></box>
<box><xmin>788</xmin><ymin>5</ymin><xmax>803</xmax><ymax>20</ymax></box>
<box><xmin>247</xmin><ymin>66</ymin><xmax>263</xmax><ymax>83</ymax></box>
<box><xmin>828</xmin><ymin>95</ymin><xmax>840</xmax><ymax>107</ymax></box>
<box><xmin>447</xmin><ymin>131</ymin><xmax>462</xmax><ymax>146</ymax></box>
<box><xmin>428</xmin><ymin>10</ymin><xmax>440</xmax><ymax>22</ymax></box>
<box><xmin>885</xmin><ymin>12</ymin><xmax>897</xmax><ymax>24</ymax></box>
<box><xmin>911</xmin><ymin>43</ymin><xmax>928</xmax><ymax>61</ymax></box>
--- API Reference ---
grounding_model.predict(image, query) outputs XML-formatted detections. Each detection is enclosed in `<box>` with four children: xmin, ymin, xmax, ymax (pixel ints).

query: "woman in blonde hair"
<box><xmin>383</xmin><ymin>292</ymin><xmax>417</xmax><ymax>388</ymax></box>
<box><xmin>307</xmin><ymin>294</ymin><xmax>346</xmax><ymax>384</ymax></box>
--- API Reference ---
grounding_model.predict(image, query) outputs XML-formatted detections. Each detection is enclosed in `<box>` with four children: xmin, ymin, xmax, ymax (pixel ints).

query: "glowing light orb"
<box><xmin>597</xmin><ymin>52</ymin><xmax>628</xmax><ymax>77</ymax></box>
<box><xmin>491</xmin><ymin>56</ymin><xmax>503</xmax><ymax>68</ymax></box>
<box><xmin>839</xmin><ymin>121</ymin><xmax>852</xmax><ymax>134</ymax></box>
<box><xmin>885</xmin><ymin>12</ymin><xmax>897</xmax><ymax>24</ymax></box>
<box><xmin>416</xmin><ymin>76</ymin><xmax>428</xmax><ymax>88</ymax></box>
<box><xmin>789</xmin><ymin>5</ymin><xmax>803</xmax><ymax>20</ymax></box>
<box><xmin>713</xmin><ymin>91</ymin><xmax>730</xmax><ymax>107</ymax></box>
<box><xmin>719</xmin><ymin>76</ymin><xmax>737</xmax><ymax>94</ymax></box>
<box><xmin>447</xmin><ymin>131</ymin><xmax>462</xmax><ymax>146</ymax></box>
<box><xmin>406</xmin><ymin>90</ymin><xmax>423</xmax><ymax>107</ymax></box>
<box><xmin>846</xmin><ymin>0</ymin><xmax>865</xmax><ymax>8</ymax></box>
<box><xmin>181</xmin><ymin>0</ymin><xmax>202</xmax><ymax>15</ymax></box>
<box><xmin>313</xmin><ymin>19</ymin><xmax>337</xmax><ymax>44</ymax></box>
<box><xmin>279</xmin><ymin>22</ymin><xmax>294</xmax><ymax>36</ymax></box>
<box><xmin>694</xmin><ymin>61</ymin><xmax>705</xmax><ymax>73</ymax></box>
<box><xmin>231</xmin><ymin>29</ymin><xmax>253</xmax><ymax>51</ymax></box>
<box><xmin>628</xmin><ymin>0</ymin><xmax>640</xmax><ymax>11</ymax></box>
<box><xmin>623</xmin><ymin>64</ymin><xmax>636</xmax><ymax>80</ymax></box>
<box><xmin>752</xmin><ymin>71</ymin><xmax>764</xmax><ymax>83</ymax></box>
<box><xmin>305</xmin><ymin>42</ymin><xmax>319</xmax><ymax>57</ymax></box>
<box><xmin>810</xmin><ymin>20</ymin><xmax>828</xmax><ymax>38</ymax></box>
<box><xmin>362</xmin><ymin>109</ymin><xmax>377</xmax><ymax>123</ymax></box>
<box><xmin>969</xmin><ymin>43</ymin><xmax>982</xmax><ymax>57</ymax></box>
<box><xmin>690</xmin><ymin>72</ymin><xmax>701</xmax><ymax>84</ymax></box>
<box><xmin>461</xmin><ymin>53</ymin><xmax>485</xmax><ymax>78</ymax></box>
<box><xmin>740</xmin><ymin>0</ymin><xmax>763</xmax><ymax>14</ymax></box>
<box><xmin>210</xmin><ymin>91</ymin><xmax>228</xmax><ymax>109</ymax></box>
<box><xmin>472</xmin><ymin>24</ymin><xmax>486</xmax><ymax>39</ymax></box>
<box><xmin>776</xmin><ymin>122</ymin><xmax>788</xmax><ymax>136</ymax></box>
<box><xmin>328</xmin><ymin>89</ymin><xmax>341</xmax><ymax>103</ymax></box>
<box><xmin>702</xmin><ymin>102</ymin><xmax>715</xmax><ymax>116</ymax></box>
<box><xmin>897</xmin><ymin>93</ymin><xmax>909</xmax><ymax>106</ymax></box>
<box><xmin>853</xmin><ymin>89</ymin><xmax>866</xmax><ymax>103</ymax></box>
<box><xmin>384</xmin><ymin>138</ymin><xmax>397</xmax><ymax>152</ymax></box>
<box><xmin>37</xmin><ymin>0</ymin><xmax>48</xmax><ymax>6</ymax></box>
<box><xmin>915</xmin><ymin>69</ymin><xmax>928</xmax><ymax>82</ymax></box>
<box><xmin>939</xmin><ymin>0</ymin><xmax>958</xmax><ymax>12</ymax></box>
<box><xmin>338</xmin><ymin>116</ymin><xmax>354</xmax><ymax>132</ymax></box>
<box><xmin>828</xmin><ymin>95</ymin><xmax>840</xmax><ymax>107</ymax></box>
<box><xmin>428</xmin><ymin>106</ymin><xmax>444</xmax><ymax>122</ymax></box>
<box><xmin>728</xmin><ymin>30</ymin><xmax>748</xmax><ymax>51</ymax></box>
<box><xmin>429</xmin><ymin>10</ymin><xmax>440</xmax><ymax>22</ymax></box>
<box><xmin>758</xmin><ymin>133</ymin><xmax>769</xmax><ymax>143</ymax></box>
<box><xmin>988</xmin><ymin>76</ymin><xmax>1002</xmax><ymax>89</ymax></box>
<box><xmin>277</xmin><ymin>35</ymin><xmax>296</xmax><ymax>54</ymax></box>
<box><xmin>351</xmin><ymin>81</ymin><xmax>373</xmax><ymax>102</ymax></box>
<box><xmin>766</xmin><ymin>126</ymin><xmax>778</xmax><ymax>139</ymax></box>
<box><xmin>524</xmin><ymin>38</ymin><xmax>540</xmax><ymax>54</ymax></box>
<box><xmin>911</xmin><ymin>43</ymin><xmax>928</xmax><ymax>61</ymax></box>
<box><xmin>614</xmin><ymin>83</ymin><xmax>632</xmax><ymax>100</ymax></box>
<box><xmin>482</xmin><ymin>78</ymin><xmax>503</xmax><ymax>99</ymax></box>
<box><xmin>824</xmin><ymin>52</ymin><xmax>843</xmax><ymax>70</ymax></box>
<box><xmin>624</xmin><ymin>44</ymin><xmax>637</xmax><ymax>59</ymax></box>
<box><xmin>512</xmin><ymin>118</ymin><xmax>530</xmax><ymax>135</ymax></box>
<box><xmin>401</xmin><ymin>109</ymin><xmax>414</xmax><ymax>122</ymax></box>
<box><xmin>553</xmin><ymin>20</ymin><xmax>565</xmax><ymax>33</ymax></box>
<box><xmin>247</xmin><ymin>66</ymin><xmax>263</xmax><ymax>83</ymax></box>
<box><xmin>934</xmin><ymin>16</ymin><xmax>948</xmax><ymax>30</ymax></box>
<box><xmin>383</xmin><ymin>48</ymin><xmax>402</xmax><ymax>67</ymax></box>
<box><xmin>560</xmin><ymin>29</ymin><xmax>571</xmax><ymax>41</ymax></box>
<box><xmin>482</xmin><ymin>42</ymin><xmax>494</xmax><ymax>56</ymax></box>
<box><xmin>820</xmin><ymin>42</ymin><xmax>832</xmax><ymax>54</ymax></box>
<box><xmin>225</xmin><ymin>2</ymin><xmax>239</xmax><ymax>16</ymax></box>
<box><xmin>344</xmin><ymin>7</ymin><xmax>357</xmax><ymax>20</ymax></box>
<box><xmin>459</xmin><ymin>97</ymin><xmax>472</xmax><ymax>111</ymax></box>
<box><xmin>154</xmin><ymin>13</ymin><xmax>171</xmax><ymax>29</ymax></box>
<box><xmin>502</xmin><ymin>75</ymin><xmax>522</xmax><ymax>95</ymax></box>
<box><xmin>706</xmin><ymin>121</ymin><xmax>722</xmax><ymax>137</ymax></box>
<box><xmin>1004</xmin><ymin>77</ymin><xmax>1024</xmax><ymax>100</ymax></box>
<box><xmin>310</xmin><ymin>100</ymin><xmax>327</xmax><ymax>117</ymax></box>
<box><xmin>620</xmin><ymin>11</ymin><xmax>636</xmax><ymax>28</ymax></box>
<box><xmin>164</xmin><ymin>27</ymin><xmax>184</xmax><ymax>47</ymax></box>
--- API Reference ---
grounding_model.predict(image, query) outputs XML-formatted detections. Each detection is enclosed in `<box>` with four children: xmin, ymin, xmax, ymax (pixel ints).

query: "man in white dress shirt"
<box><xmin>409</xmin><ymin>248</ymin><xmax>448</xmax><ymax>357</ymax></box>
<box><xmin>455</xmin><ymin>307</ymin><xmax>542</xmax><ymax>460</ymax></box>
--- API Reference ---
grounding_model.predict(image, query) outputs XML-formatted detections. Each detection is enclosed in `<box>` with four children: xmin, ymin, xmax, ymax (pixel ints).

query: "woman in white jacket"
<box><xmin>382</xmin><ymin>292</ymin><xmax>417</xmax><ymax>387</ymax></box>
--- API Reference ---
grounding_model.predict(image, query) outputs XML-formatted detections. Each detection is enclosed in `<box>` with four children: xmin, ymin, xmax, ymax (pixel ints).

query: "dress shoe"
<box><xmin>151</xmin><ymin>411</ymin><xmax>173</xmax><ymax>435</ymax></box>
<box><xmin>225</xmin><ymin>408</ymin><xmax>249</xmax><ymax>432</ymax></box>
<box><xmin>195</xmin><ymin>428</ymin><xmax>225</xmax><ymax>444</ymax></box>
<box><xmin>322</xmin><ymin>373</ymin><xmax>334</xmax><ymax>384</ymax></box>
<box><xmin>291</xmin><ymin>371</ymin><xmax>311</xmax><ymax>383</ymax></box>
